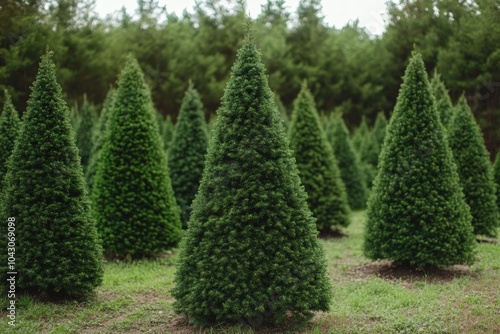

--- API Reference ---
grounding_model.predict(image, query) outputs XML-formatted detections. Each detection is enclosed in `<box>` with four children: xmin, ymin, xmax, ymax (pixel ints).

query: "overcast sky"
<box><xmin>94</xmin><ymin>0</ymin><xmax>389</xmax><ymax>35</ymax></box>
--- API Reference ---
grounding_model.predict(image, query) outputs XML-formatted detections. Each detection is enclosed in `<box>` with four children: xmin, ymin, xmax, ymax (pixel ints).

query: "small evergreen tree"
<box><xmin>328</xmin><ymin>116</ymin><xmax>368</xmax><ymax>209</ymax></box>
<box><xmin>372</xmin><ymin>111</ymin><xmax>388</xmax><ymax>159</ymax></box>
<box><xmin>75</xmin><ymin>95</ymin><xmax>97</xmax><ymax>173</ymax></box>
<box><xmin>493</xmin><ymin>151</ymin><xmax>500</xmax><ymax>215</ymax></box>
<box><xmin>289</xmin><ymin>83</ymin><xmax>350</xmax><ymax>231</ymax></box>
<box><xmin>85</xmin><ymin>89</ymin><xmax>115</xmax><ymax>192</ymax></box>
<box><xmin>430</xmin><ymin>71</ymin><xmax>454</xmax><ymax>129</ymax></box>
<box><xmin>168</xmin><ymin>84</ymin><xmax>209</xmax><ymax>227</ymax></box>
<box><xmin>0</xmin><ymin>90</ymin><xmax>21</xmax><ymax>185</ymax></box>
<box><xmin>364</xmin><ymin>53</ymin><xmax>476</xmax><ymax>268</ymax></box>
<box><xmin>173</xmin><ymin>33</ymin><xmax>331</xmax><ymax>326</ymax></box>
<box><xmin>359</xmin><ymin>112</ymin><xmax>388</xmax><ymax>189</ymax></box>
<box><xmin>352</xmin><ymin>116</ymin><xmax>369</xmax><ymax>151</ymax></box>
<box><xmin>70</xmin><ymin>103</ymin><xmax>80</xmax><ymax>131</ymax></box>
<box><xmin>448</xmin><ymin>96</ymin><xmax>500</xmax><ymax>237</ymax></box>
<box><xmin>163</xmin><ymin>115</ymin><xmax>175</xmax><ymax>152</ymax></box>
<box><xmin>1</xmin><ymin>52</ymin><xmax>103</xmax><ymax>298</ymax></box>
<box><xmin>92</xmin><ymin>56</ymin><xmax>182</xmax><ymax>258</ymax></box>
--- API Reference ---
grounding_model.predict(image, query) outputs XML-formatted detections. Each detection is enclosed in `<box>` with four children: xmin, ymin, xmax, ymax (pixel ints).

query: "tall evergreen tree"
<box><xmin>328</xmin><ymin>116</ymin><xmax>368</xmax><ymax>209</ymax></box>
<box><xmin>92</xmin><ymin>56</ymin><xmax>182</xmax><ymax>258</ymax></box>
<box><xmin>168</xmin><ymin>84</ymin><xmax>209</xmax><ymax>227</ymax></box>
<box><xmin>85</xmin><ymin>89</ymin><xmax>115</xmax><ymax>192</ymax></box>
<box><xmin>493</xmin><ymin>151</ymin><xmax>500</xmax><ymax>215</ymax></box>
<box><xmin>448</xmin><ymin>96</ymin><xmax>500</xmax><ymax>237</ymax></box>
<box><xmin>0</xmin><ymin>90</ymin><xmax>21</xmax><ymax>185</ymax></box>
<box><xmin>75</xmin><ymin>95</ymin><xmax>97</xmax><ymax>173</ymax></box>
<box><xmin>364</xmin><ymin>53</ymin><xmax>476</xmax><ymax>268</ymax></box>
<box><xmin>289</xmin><ymin>83</ymin><xmax>350</xmax><ymax>231</ymax></box>
<box><xmin>430</xmin><ymin>71</ymin><xmax>454</xmax><ymax>129</ymax></box>
<box><xmin>1</xmin><ymin>52</ymin><xmax>103</xmax><ymax>298</ymax></box>
<box><xmin>173</xmin><ymin>33</ymin><xmax>331</xmax><ymax>326</ymax></box>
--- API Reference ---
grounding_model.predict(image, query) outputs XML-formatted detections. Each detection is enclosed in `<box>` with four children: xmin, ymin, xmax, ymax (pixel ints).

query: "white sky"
<box><xmin>94</xmin><ymin>0</ymin><xmax>388</xmax><ymax>35</ymax></box>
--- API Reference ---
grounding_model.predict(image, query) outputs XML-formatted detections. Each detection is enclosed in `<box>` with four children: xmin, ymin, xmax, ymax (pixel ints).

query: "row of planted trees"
<box><xmin>1</xmin><ymin>28</ymin><xmax>500</xmax><ymax>326</ymax></box>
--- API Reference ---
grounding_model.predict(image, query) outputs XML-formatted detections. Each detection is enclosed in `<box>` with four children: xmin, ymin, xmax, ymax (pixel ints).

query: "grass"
<box><xmin>1</xmin><ymin>211</ymin><xmax>499</xmax><ymax>333</ymax></box>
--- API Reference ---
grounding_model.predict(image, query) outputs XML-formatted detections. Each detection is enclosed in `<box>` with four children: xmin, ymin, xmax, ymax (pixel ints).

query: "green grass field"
<box><xmin>1</xmin><ymin>211</ymin><xmax>499</xmax><ymax>333</ymax></box>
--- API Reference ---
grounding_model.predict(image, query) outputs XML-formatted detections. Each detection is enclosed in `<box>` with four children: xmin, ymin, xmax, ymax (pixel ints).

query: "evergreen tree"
<box><xmin>0</xmin><ymin>90</ymin><xmax>21</xmax><ymax>185</ymax></box>
<box><xmin>163</xmin><ymin>115</ymin><xmax>175</xmax><ymax>152</ymax></box>
<box><xmin>168</xmin><ymin>84</ymin><xmax>209</xmax><ymax>227</ymax></box>
<box><xmin>70</xmin><ymin>103</ymin><xmax>80</xmax><ymax>133</ymax></box>
<box><xmin>85</xmin><ymin>89</ymin><xmax>115</xmax><ymax>192</ymax></box>
<box><xmin>275</xmin><ymin>93</ymin><xmax>289</xmax><ymax>130</ymax></box>
<box><xmin>372</xmin><ymin>111</ymin><xmax>388</xmax><ymax>158</ymax></box>
<box><xmin>352</xmin><ymin>116</ymin><xmax>369</xmax><ymax>152</ymax></box>
<box><xmin>448</xmin><ymin>96</ymin><xmax>500</xmax><ymax>237</ymax></box>
<box><xmin>75</xmin><ymin>95</ymin><xmax>97</xmax><ymax>173</ymax></box>
<box><xmin>430</xmin><ymin>71</ymin><xmax>454</xmax><ymax>129</ymax></box>
<box><xmin>493</xmin><ymin>151</ymin><xmax>500</xmax><ymax>215</ymax></box>
<box><xmin>364</xmin><ymin>53</ymin><xmax>476</xmax><ymax>268</ymax></box>
<box><xmin>173</xmin><ymin>33</ymin><xmax>331</xmax><ymax>326</ymax></box>
<box><xmin>289</xmin><ymin>83</ymin><xmax>350</xmax><ymax>231</ymax></box>
<box><xmin>1</xmin><ymin>52</ymin><xmax>103</xmax><ymax>298</ymax></box>
<box><xmin>328</xmin><ymin>116</ymin><xmax>368</xmax><ymax>209</ymax></box>
<box><xmin>359</xmin><ymin>112</ymin><xmax>388</xmax><ymax>189</ymax></box>
<box><xmin>92</xmin><ymin>56</ymin><xmax>181</xmax><ymax>258</ymax></box>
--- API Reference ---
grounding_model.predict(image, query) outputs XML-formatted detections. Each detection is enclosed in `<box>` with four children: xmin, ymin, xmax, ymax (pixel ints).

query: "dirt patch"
<box><xmin>350</xmin><ymin>260</ymin><xmax>475</xmax><ymax>284</ymax></box>
<box><xmin>165</xmin><ymin>311</ymin><xmax>330</xmax><ymax>334</ymax></box>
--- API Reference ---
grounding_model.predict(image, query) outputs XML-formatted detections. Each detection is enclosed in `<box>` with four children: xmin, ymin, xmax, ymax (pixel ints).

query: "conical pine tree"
<box><xmin>289</xmin><ymin>84</ymin><xmax>350</xmax><ymax>231</ymax></box>
<box><xmin>328</xmin><ymin>116</ymin><xmax>368</xmax><ymax>209</ymax></box>
<box><xmin>430</xmin><ymin>71</ymin><xmax>454</xmax><ymax>129</ymax></box>
<box><xmin>493</xmin><ymin>151</ymin><xmax>500</xmax><ymax>215</ymax></box>
<box><xmin>75</xmin><ymin>95</ymin><xmax>97</xmax><ymax>173</ymax></box>
<box><xmin>352</xmin><ymin>116</ymin><xmax>369</xmax><ymax>152</ymax></box>
<box><xmin>0</xmin><ymin>90</ymin><xmax>21</xmax><ymax>185</ymax></box>
<box><xmin>173</xmin><ymin>33</ymin><xmax>332</xmax><ymax>326</ymax></box>
<box><xmin>163</xmin><ymin>115</ymin><xmax>175</xmax><ymax>153</ymax></box>
<box><xmin>85</xmin><ymin>89</ymin><xmax>115</xmax><ymax>192</ymax></box>
<box><xmin>92</xmin><ymin>56</ymin><xmax>182</xmax><ymax>258</ymax></box>
<box><xmin>168</xmin><ymin>84</ymin><xmax>209</xmax><ymax>227</ymax></box>
<box><xmin>448</xmin><ymin>96</ymin><xmax>500</xmax><ymax>237</ymax></box>
<box><xmin>364</xmin><ymin>53</ymin><xmax>476</xmax><ymax>268</ymax></box>
<box><xmin>372</xmin><ymin>111</ymin><xmax>388</xmax><ymax>160</ymax></box>
<box><xmin>1</xmin><ymin>52</ymin><xmax>103</xmax><ymax>297</ymax></box>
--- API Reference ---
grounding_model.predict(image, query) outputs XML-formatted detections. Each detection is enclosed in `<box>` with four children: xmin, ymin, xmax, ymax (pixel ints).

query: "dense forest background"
<box><xmin>1</xmin><ymin>0</ymin><xmax>499</xmax><ymax>156</ymax></box>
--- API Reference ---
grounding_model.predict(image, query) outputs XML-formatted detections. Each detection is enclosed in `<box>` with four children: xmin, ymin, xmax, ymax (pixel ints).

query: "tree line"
<box><xmin>1</xmin><ymin>0</ymin><xmax>499</xmax><ymax>155</ymax></box>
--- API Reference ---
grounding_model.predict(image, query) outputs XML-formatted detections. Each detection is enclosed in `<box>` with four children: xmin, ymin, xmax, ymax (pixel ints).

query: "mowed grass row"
<box><xmin>1</xmin><ymin>211</ymin><xmax>499</xmax><ymax>333</ymax></box>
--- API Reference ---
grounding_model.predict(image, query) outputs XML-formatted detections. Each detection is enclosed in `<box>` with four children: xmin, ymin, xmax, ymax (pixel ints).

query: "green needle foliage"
<box><xmin>289</xmin><ymin>83</ymin><xmax>350</xmax><ymax>231</ymax></box>
<box><xmin>493</xmin><ymin>151</ymin><xmax>500</xmax><ymax>215</ymax></box>
<box><xmin>448</xmin><ymin>96</ymin><xmax>500</xmax><ymax>237</ymax></box>
<box><xmin>173</xmin><ymin>33</ymin><xmax>332</xmax><ymax>326</ymax></box>
<box><xmin>328</xmin><ymin>116</ymin><xmax>368</xmax><ymax>209</ymax></box>
<box><xmin>168</xmin><ymin>84</ymin><xmax>209</xmax><ymax>227</ymax></box>
<box><xmin>430</xmin><ymin>71</ymin><xmax>454</xmax><ymax>129</ymax></box>
<box><xmin>75</xmin><ymin>95</ymin><xmax>97</xmax><ymax>173</ymax></box>
<box><xmin>85</xmin><ymin>89</ymin><xmax>115</xmax><ymax>192</ymax></box>
<box><xmin>92</xmin><ymin>56</ymin><xmax>182</xmax><ymax>259</ymax></box>
<box><xmin>364</xmin><ymin>53</ymin><xmax>476</xmax><ymax>268</ymax></box>
<box><xmin>1</xmin><ymin>52</ymin><xmax>103</xmax><ymax>298</ymax></box>
<box><xmin>0</xmin><ymin>90</ymin><xmax>21</xmax><ymax>185</ymax></box>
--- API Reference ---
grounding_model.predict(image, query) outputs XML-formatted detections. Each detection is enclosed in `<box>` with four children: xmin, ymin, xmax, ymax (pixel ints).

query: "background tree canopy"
<box><xmin>1</xmin><ymin>0</ymin><xmax>499</xmax><ymax>156</ymax></box>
